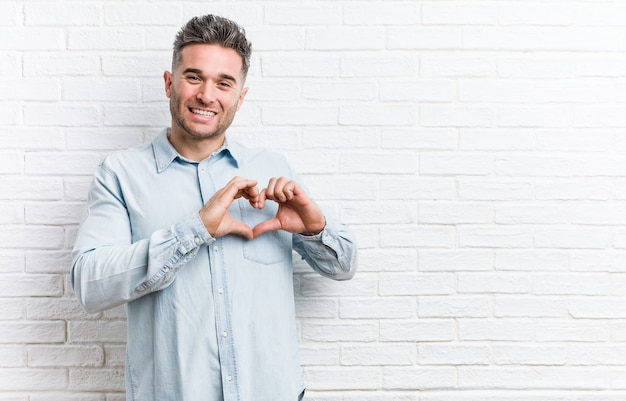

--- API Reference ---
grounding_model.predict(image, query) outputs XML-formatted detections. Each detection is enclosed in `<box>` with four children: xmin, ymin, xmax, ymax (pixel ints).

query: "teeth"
<box><xmin>191</xmin><ymin>108</ymin><xmax>216</xmax><ymax>117</ymax></box>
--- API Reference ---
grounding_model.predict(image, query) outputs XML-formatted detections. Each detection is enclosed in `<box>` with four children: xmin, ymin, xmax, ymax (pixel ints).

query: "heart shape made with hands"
<box><xmin>202</xmin><ymin>177</ymin><xmax>324</xmax><ymax>240</ymax></box>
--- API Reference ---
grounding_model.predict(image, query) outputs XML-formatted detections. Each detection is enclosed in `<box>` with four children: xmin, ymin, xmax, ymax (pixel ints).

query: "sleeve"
<box><xmin>292</xmin><ymin>217</ymin><xmax>357</xmax><ymax>281</ymax></box>
<box><xmin>70</xmin><ymin>163</ymin><xmax>213</xmax><ymax>313</ymax></box>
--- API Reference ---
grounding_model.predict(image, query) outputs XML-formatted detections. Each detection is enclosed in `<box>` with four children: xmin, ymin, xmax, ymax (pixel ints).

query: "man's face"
<box><xmin>164</xmin><ymin>44</ymin><xmax>248</xmax><ymax>143</ymax></box>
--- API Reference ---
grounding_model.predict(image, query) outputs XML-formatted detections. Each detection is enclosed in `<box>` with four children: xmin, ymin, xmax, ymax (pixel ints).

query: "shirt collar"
<box><xmin>152</xmin><ymin>128</ymin><xmax>243</xmax><ymax>173</ymax></box>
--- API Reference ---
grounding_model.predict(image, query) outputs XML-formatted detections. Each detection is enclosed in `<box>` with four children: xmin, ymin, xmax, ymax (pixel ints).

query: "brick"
<box><xmin>302</xmin><ymin>322</ymin><xmax>378</xmax><ymax>342</ymax></box>
<box><xmin>25</xmin><ymin>152</ymin><xmax>102</xmax><ymax>176</ymax></box>
<box><xmin>493</xmin><ymin>344</ymin><xmax>567</xmax><ymax>365</ymax></box>
<box><xmin>419</xmin><ymin>202</ymin><xmax>493</xmax><ymax>224</ymax></box>
<box><xmin>388</xmin><ymin>27</ymin><xmax>463</xmax><ymax>50</ymax></box>
<box><xmin>344</xmin><ymin>3</ymin><xmax>418</xmax><ymax>25</ymax></box>
<box><xmin>356</xmin><ymin>249</ymin><xmax>417</xmax><ymax>273</ymax></box>
<box><xmin>0</xmin><ymin>28</ymin><xmax>64</xmax><ymax>50</ymax></box>
<box><xmin>459</xmin><ymin>226</ymin><xmax>533</xmax><ymax>248</ymax></box>
<box><xmin>422</xmin><ymin>3</ymin><xmax>497</xmax><ymax>25</ymax></box>
<box><xmin>341</xmin><ymin>344</ymin><xmax>414</xmax><ymax>366</ymax></box>
<box><xmin>104</xmin><ymin>4</ymin><xmax>181</xmax><ymax>25</ymax></box>
<box><xmin>69</xmin><ymin>368</ymin><xmax>124</xmax><ymax>391</ymax></box>
<box><xmin>303</xmin><ymin>367</ymin><xmax>381</xmax><ymax>390</ymax></box>
<box><xmin>0</xmin><ymin>274</ymin><xmax>63</xmax><ymax>297</ymax></box>
<box><xmin>342</xmin><ymin>201</ymin><xmax>415</xmax><ymax>225</ymax></box>
<box><xmin>419</xmin><ymin>250</ymin><xmax>493</xmax><ymax>272</ymax></box>
<box><xmin>419</xmin><ymin>297</ymin><xmax>491</xmax><ymax>319</ymax></box>
<box><xmin>420</xmin><ymin>105</ymin><xmax>493</xmax><ymax>127</ymax></box>
<box><xmin>341</xmin><ymin>153</ymin><xmax>417</xmax><ymax>174</ymax></box>
<box><xmin>28</xmin><ymin>345</ymin><xmax>103</xmax><ymax>367</ymax></box>
<box><xmin>380</xmin><ymin>320</ymin><xmax>456</xmax><ymax>342</ymax></box>
<box><xmin>421</xmin><ymin>54</ymin><xmax>496</xmax><ymax>77</ymax></box>
<box><xmin>0</xmin><ymin>177</ymin><xmax>64</xmax><ymax>200</ymax></box>
<box><xmin>499</xmin><ymin>3</ymin><xmax>574</xmax><ymax>26</ymax></box>
<box><xmin>262</xmin><ymin>105</ymin><xmax>337</xmax><ymax>126</ymax></box>
<box><xmin>0</xmin><ymin>368</ymin><xmax>67</xmax><ymax>390</ymax></box>
<box><xmin>380</xmin><ymin>177</ymin><xmax>456</xmax><ymax>201</ymax></box>
<box><xmin>306</xmin><ymin>27</ymin><xmax>386</xmax><ymax>51</ymax></box>
<box><xmin>383</xmin><ymin>366</ymin><xmax>456</xmax><ymax>390</ymax></box>
<box><xmin>495</xmin><ymin>297</ymin><xmax>568</xmax><ymax>318</ymax></box>
<box><xmin>0</xmin><ymin>250</ymin><xmax>24</xmax><ymax>274</ymax></box>
<box><xmin>27</xmin><ymin>298</ymin><xmax>96</xmax><ymax>321</ymax></box>
<box><xmin>419</xmin><ymin>344</ymin><xmax>491</xmax><ymax>365</ymax></box>
<box><xmin>457</xmin><ymin>272</ymin><xmax>531</xmax><ymax>294</ymax></box>
<box><xmin>340</xmin><ymin>298</ymin><xmax>415</xmax><ymax>319</ymax></box>
<box><xmin>0</xmin><ymin>299</ymin><xmax>24</xmax><ymax>320</ymax></box>
<box><xmin>25</xmin><ymin>3</ymin><xmax>101</xmax><ymax>26</ymax></box>
<box><xmin>247</xmin><ymin>27</ymin><xmax>304</xmax><ymax>51</ymax></box>
<box><xmin>0</xmin><ymin>79</ymin><xmax>60</xmax><ymax>101</ymax></box>
<box><xmin>0</xmin><ymin>202</ymin><xmax>23</xmax><ymax>224</ymax></box>
<box><xmin>378</xmin><ymin>273</ymin><xmax>454</xmax><ymax>296</ymax></box>
<box><xmin>68</xmin><ymin>28</ymin><xmax>144</xmax><ymax>51</ymax></box>
<box><xmin>536</xmin><ymin>321</ymin><xmax>608</xmax><ymax>342</ymax></box>
<box><xmin>0</xmin><ymin>3</ymin><xmax>18</xmax><ymax>26</ymax></box>
<box><xmin>24</xmin><ymin>104</ymin><xmax>99</xmax><ymax>127</ymax></box>
<box><xmin>381</xmin><ymin>226</ymin><xmax>455</xmax><ymax>248</ymax></box>
<box><xmin>341</xmin><ymin>54</ymin><xmax>418</xmax><ymax>78</ymax></box>
<box><xmin>0</xmin><ymin>321</ymin><xmax>65</xmax><ymax>343</ymax></box>
<box><xmin>262</xmin><ymin>53</ymin><xmax>340</xmax><ymax>77</ymax></box>
<box><xmin>299</xmin><ymin>345</ymin><xmax>339</xmax><ymax>366</ymax></box>
<box><xmin>64</xmin><ymin>78</ymin><xmax>140</xmax><ymax>102</ymax></box>
<box><xmin>459</xmin><ymin>319</ymin><xmax>534</xmax><ymax>341</ymax></box>
<box><xmin>265</xmin><ymin>4</ymin><xmax>342</xmax><ymax>25</ymax></box>
<box><xmin>0</xmin><ymin>347</ymin><xmax>23</xmax><ymax>367</ymax></box>
<box><xmin>295</xmin><ymin>297</ymin><xmax>338</xmax><ymax>319</ymax></box>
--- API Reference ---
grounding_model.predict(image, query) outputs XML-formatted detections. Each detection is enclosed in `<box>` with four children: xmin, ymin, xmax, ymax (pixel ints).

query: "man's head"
<box><xmin>172</xmin><ymin>14</ymin><xmax>252</xmax><ymax>81</ymax></box>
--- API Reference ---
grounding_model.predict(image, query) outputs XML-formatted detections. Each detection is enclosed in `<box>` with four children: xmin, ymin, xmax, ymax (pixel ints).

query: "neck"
<box><xmin>168</xmin><ymin>129</ymin><xmax>225</xmax><ymax>162</ymax></box>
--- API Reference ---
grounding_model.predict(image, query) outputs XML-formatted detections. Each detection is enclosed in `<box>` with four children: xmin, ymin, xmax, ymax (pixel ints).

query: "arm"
<box><xmin>71</xmin><ymin>164</ymin><xmax>213</xmax><ymax>313</ymax></box>
<box><xmin>252</xmin><ymin>177</ymin><xmax>357</xmax><ymax>280</ymax></box>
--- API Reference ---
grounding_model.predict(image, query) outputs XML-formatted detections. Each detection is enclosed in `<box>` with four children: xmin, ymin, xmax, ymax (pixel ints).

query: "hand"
<box><xmin>252</xmin><ymin>177</ymin><xmax>326</xmax><ymax>238</ymax></box>
<box><xmin>199</xmin><ymin>176</ymin><xmax>260</xmax><ymax>240</ymax></box>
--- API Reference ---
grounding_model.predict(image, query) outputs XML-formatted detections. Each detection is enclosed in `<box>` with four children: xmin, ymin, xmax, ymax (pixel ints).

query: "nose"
<box><xmin>196</xmin><ymin>83</ymin><xmax>216</xmax><ymax>105</ymax></box>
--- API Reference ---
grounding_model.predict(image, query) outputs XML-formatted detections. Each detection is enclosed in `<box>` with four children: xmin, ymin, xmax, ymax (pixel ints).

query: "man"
<box><xmin>71</xmin><ymin>14</ymin><xmax>357</xmax><ymax>401</ymax></box>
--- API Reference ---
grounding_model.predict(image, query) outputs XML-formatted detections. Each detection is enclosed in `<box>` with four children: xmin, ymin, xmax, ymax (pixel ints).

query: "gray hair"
<box><xmin>172</xmin><ymin>15</ymin><xmax>252</xmax><ymax>79</ymax></box>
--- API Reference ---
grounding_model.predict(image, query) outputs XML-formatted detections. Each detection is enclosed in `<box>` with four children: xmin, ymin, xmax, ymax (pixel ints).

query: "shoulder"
<box><xmin>99</xmin><ymin>141</ymin><xmax>154</xmax><ymax>176</ymax></box>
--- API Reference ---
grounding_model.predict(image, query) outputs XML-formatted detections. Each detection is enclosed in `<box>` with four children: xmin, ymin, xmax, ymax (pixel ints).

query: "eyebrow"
<box><xmin>181</xmin><ymin>68</ymin><xmax>238</xmax><ymax>84</ymax></box>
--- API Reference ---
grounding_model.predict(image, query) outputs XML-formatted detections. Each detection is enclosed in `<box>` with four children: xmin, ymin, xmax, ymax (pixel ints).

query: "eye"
<box><xmin>186</xmin><ymin>75</ymin><xmax>201</xmax><ymax>82</ymax></box>
<box><xmin>218</xmin><ymin>81</ymin><xmax>233</xmax><ymax>88</ymax></box>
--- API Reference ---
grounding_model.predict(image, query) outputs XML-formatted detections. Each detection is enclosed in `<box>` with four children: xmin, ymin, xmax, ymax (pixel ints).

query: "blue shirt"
<box><xmin>71</xmin><ymin>129</ymin><xmax>357</xmax><ymax>401</ymax></box>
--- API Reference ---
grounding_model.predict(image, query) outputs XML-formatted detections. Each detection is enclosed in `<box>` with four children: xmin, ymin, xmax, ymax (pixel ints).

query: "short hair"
<box><xmin>172</xmin><ymin>14</ymin><xmax>252</xmax><ymax>79</ymax></box>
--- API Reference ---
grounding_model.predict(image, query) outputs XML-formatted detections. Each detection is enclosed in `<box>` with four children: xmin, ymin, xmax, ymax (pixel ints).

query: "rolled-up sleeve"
<box><xmin>293</xmin><ymin>218</ymin><xmax>357</xmax><ymax>281</ymax></box>
<box><xmin>71</xmin><ymin>164</ymin><xmax>213</xmax><ymax>313</ymax></box>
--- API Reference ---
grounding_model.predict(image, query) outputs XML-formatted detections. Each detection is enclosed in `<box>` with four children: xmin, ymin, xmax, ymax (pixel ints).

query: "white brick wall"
<box><xmin>4</xmin><ymin>0</ymin><xmax>626</xmax><ymax>399</ymax></box>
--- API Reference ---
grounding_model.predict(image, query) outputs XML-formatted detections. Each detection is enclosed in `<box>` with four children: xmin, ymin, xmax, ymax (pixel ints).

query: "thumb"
<box><xmin>228</xmin><ymin>220</ymin><xmax>254</xmax><ymax>240</ymax></box>
<box><xmin>252</xmin><ymin>217</ymin><xmax>282</xmax><ymax>238</ymax></box>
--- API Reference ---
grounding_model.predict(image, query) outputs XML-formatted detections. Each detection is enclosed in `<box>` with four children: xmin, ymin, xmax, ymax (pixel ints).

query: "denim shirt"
<box><xmin>71</xmin><ymin>130</ymin><xmax>357</xmax><ymax>401</ymax></box>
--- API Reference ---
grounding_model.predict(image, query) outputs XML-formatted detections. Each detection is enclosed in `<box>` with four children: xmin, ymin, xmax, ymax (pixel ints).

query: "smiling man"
<box><xmin>71</xmin><ymin>15</ymin><xmax>357</xmax><ymax>401</ymax></box>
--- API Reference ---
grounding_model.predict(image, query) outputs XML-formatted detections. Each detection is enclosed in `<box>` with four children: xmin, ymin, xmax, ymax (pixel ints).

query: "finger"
<box><xmin>252</xmin><ymin>217</ymin><xmax>282</xmax><ymax>238</ymax></box>
<box><xmin>264</xmin><ymin>177</ymin><xmax>278</xmax><ymax>200</ymax></box>
<box><xmin>270</xmin><ymin>177</ymin><xmax>291</xmax><ymax>202</ymax></box>
<box><xmin>228</xmin><ymin>220</ymin><xmax>254</xmax><ymax>240</ymax></box>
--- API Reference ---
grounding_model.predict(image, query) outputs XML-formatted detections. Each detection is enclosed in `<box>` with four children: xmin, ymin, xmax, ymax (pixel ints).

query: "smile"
<box><xmin>190</xmin><ymin>108</ymin><xmax>216</xmax><ymax>117</ymax></box>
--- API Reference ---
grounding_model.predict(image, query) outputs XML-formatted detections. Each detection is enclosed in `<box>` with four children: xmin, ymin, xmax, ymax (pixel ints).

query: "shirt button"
<box><xmin>194</xmin><ymin>236</ymin><xmax>200</xmax><ymax>244</ymax></box>
<box><xmin>218</xmin><ymin>288</ymin><xmax>223</xmax><ymax>294</ymax></box>
<box><xmin>222</xmin><ymin>331</ymin><xmax>228</xmax><ymax>337</ymax></box>
<box><xmin>163</xmin><ymin>267</ymin><xmax>170</xmax><ymax>273</ymax></box>
<box><xmin>227</xmin><ymin>375</ymin><xmax>232</xmax><ymax>381</ymax></box>
<box><xmin>213</xmin><ymin>245</ymin><xmax>219</xmax><ymax>252</ymax></box>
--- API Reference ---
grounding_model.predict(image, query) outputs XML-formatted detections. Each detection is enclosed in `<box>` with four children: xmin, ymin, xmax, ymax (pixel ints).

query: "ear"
<box><xmin>236</xmin><ymin>87</ymin><xmax>249</xmax><ymax>111</ymax></box>
<box><xmin>163</xmin><ymin>71</ymin><xmax>173</xmax><ymax>98</ymax></box>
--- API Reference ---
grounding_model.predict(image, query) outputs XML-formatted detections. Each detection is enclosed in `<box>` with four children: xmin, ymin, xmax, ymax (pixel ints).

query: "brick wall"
<box><xmin>3</xmin><ymin>1</ymin><xmax>626</xmax><ymax>399</ymax></box>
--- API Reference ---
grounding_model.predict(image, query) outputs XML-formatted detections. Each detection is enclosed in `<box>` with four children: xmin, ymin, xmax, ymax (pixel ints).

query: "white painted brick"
<box><xmin>302</xmin><ymin>322</ymin><xmax>378</xmax><ymax>343</ymax></box>
<box><xmin>26</xmin><ymin>298</ymin><xmax>95</xmax><ymax>321</ymax></box>
<box><xmin>3</xmin><ymin>128</ymin><xmax>65</xmax><ymax>150</ymax></box>
<box><xmin>344</xmin><ymin>3</ymin><xmax>418</xmax><ymax>25</ymax></box>
<box><xmin>28</xmin><ymin>345</ymin><xmax>104</xmax><ymax>367</ymax></box>
<box><xmin>24</xmin><ymin>3</ymin><xmax>101</xmax><ymax>26</ymax></box>
<box><xmin>536</xmin><ymin>321</ymin><xmax>608</xmax><ymax>342</ymax></box>
<box><xmin>575</xmin><ymin>3</ymin><xmax>626</xmax><ymax>26</ymax></box>
<box><xmin>0</xmin><ymin>274</ymin><xmax>63</xmax><ymax>297</ymax></box>
<box><xmin>495</xmin><ymin>296</ymin><xmax>568</xmax><ymax>318</ymax></box>
<box><xmin>303</xmin><ymin>367</ymin><xmax>381</xmax><ymax>390</ymax></box>
<box><xmin>0</xmin><ymin>321</ymin><xmax>65</xmax><ymax>343</ymax></box>
<box><xmin>0</xmin><ymin>251</ymin><xmax>24</xmax><ymax>274</ymax></box>
<box><xmin>458</xmin><ymin>272</ymin><xmax>531</xmax><ymax>294</ymax></box>
<box><xmin>388</xmin><ymin>27</ymin><xmax>463</xmax><ymax>50</ymax></box>
<box><xmin>0</xmin><ymin>152</ymin><xmax>23</xmax><ymax>174</ymax></box>
<box><xmin>343</xmin><ymin>201</ymin><xmax>415</xmax><ymax>225</ymax></box>
<box><xmin>499</xmin><ymin>3</ymin><xmax>574</xmax><ymax>26</ymax></box>
<box><xmin>383</xmin><ymin>366</ymin><xmax>456</xmax><ymax>390</ymax></box>
<box><xmin>265</xmin><ymin>4</ymin><xmax>342</xmax><ymax>25</ymax></box>
<box><xmin>64</xmin><ymin>78</ymin><xmax>140</xmax><ymax>102</ymax></box>
<box><xmin>0</xmin><ymin>53</ymin><xmax>20</xmax><ymax>76</ymax></box>
<box><xmin>380</xmin><ymin>226</ymin><xmax>455</xmax><ymax>248</ymax></box>
<box><xmin>262</xmin><ymin>104</ymin><xmax>337</xmax><ymax>126</ymax></box>
<box><xmin>382</xmin><ymin>127</ymin><xmax>457</xmax><ymax>150</ymax></box>
<box><xmin>340</xmin><ymin>103</ymin><xmax>417</xmax><ymax>126</ymax></box>
<box><xmin>493</xmin><ymin>344</ymin><xmax>567</xmax><ymax>365</ymax></box>
<box><xmin>420</xmin><ymin>250</ymin><xmax>493</xmax><ymax>272</ymax></box>
<box><xmin>0</xmin><ymin>203</ymin><xmax>23</xmax><ymax>225</ymax></box>
<box><xmin>422</xmin><ymin>3</ymin><xmax>497</xmax><ymax>25</ymax></box>
<box><xmin>457</xmin><ymin>366</ymin><xmax>533</xmax><ymax>388</ymax></box>
<box><xmin>102</xmin><ymin>54</ymin><xmax>170</xmax><ymax>77</ymax></box>
<box><xmin>459</xmin><ymin>319</ymin><xmax>534</xmax><ymax>341</ymax></box>
<box><xmin>30</xmin><ymin>395</ymin><xmax>105</xmax><ymax>401</ymax></box>
<box><xmin>65</xmin><ymin>129</ymin><xmax>144</xmax><ymax>151</ymax></box>
<box><xmin>0</xmin><ymin>368</ymin><xmax>67</xmax><ymax>390</ymax></box>
<box><xmin>340</xmin><ymin>153</ymin><xmax>417</xmax><ymax>174</ymax></box>
<box><xmin>0</xmin><ymin>347</ymin><xmax>24</xmax><ymax>367</ymax></box>
<box><xmin>68</xmin><ymin>28</ymin><xmax>144</xmax><ymax>51</ymax></box>
<box><xmin>24</xmin><ymin>104</ymin><xmax>99</xmax><ymax>127</ymax></box>
<box><xmin>104</xmin><ymin>4</ymin><xmax>181</xmax><ymax>25</ymax></box>
<box><xmin>295</xmin><ymin>297</ymin><xmax>338</xmax><ymax>319</ymax></box>
<box><xmin>307</xmin><ymin>27</ymin><xmax>385</xmax><ymax>51</ymax></box>
<box><xmin>0</xmin><ymin>28</ymin><xmax>64</xmax><ymax>50</ymax></box>
<box><xmin>247</xmin><ymin>27</ymin><xmax>305</xmax><ymax>51</ymax></box>
<box><xmin>381</xmin><ymin>79</ymin><xmax>456</xmax><ymax>102</ymax></box>
<box><xmin>378</xmin><ymin>273</ymin><xmax>454</xmax><ymax>296</ymax></box>
<box><xmin>341</xmin><ymin>343</ymin><xmax>414</xmax><ymax>366</ymax></box>
<box><xmin>262</xmin><ymin>53</ymin><xmax>340</xmax><ymax>77</ymax></box>
<box><xmin>69</xmin><ymin>368</ymin><xmax>124</xmax><ymax>391</ymax></box>
<box><xmin>340</xmin><ymin>298</ymin><xmax>415</xmax><ymax>319</ymax></box>
<box><xmin>419</xmin><ymin>202</ymin><xmax>493</xmax><ymax>224</ymax></box>
<box><xmin>303</xmin><ymin>80</ymin><xmax>377</xmax><ymax>101</ymax></box>
<box><xmin>421</xmin><ymin>53</ymin><xmax>496</xmax><ymax>77</ymax></box>
<box><xmin>341</xmin><ymin>54</ymin><xmax>418</xmax><ymax>78</ymax></box>
<box><xmin>25</xmin><ymin>152</ymin><xmax>103</xmax><ymax>176</ymax></box>
<box><xmin>356</xmin><ymin>249</ymin><xmax>417</xmax><ymax>273</ymax></box>
<box><xmin>0</xmin><ymin>103</ymin><xmax>20</xmax><ymax>125</ymax></box>
<box><xmin>534</xmin><ymin>228</ymin><xmax>611</xmax><ymax>249</ymax></box>
<box><xmin>421</xmin><ymin>105</ymin><xmax>494</xmax><ymax>128</ymax></box>
<box><xmin>459</xmin><ymin>226</ymin><xmax>532</xmax><ymax>248</ymax></box>
<box><xmin>535</xmin><ymin>179</ymin><xmax>613</xmax><ymax>200</ymax></box>
<box><xmin>24</xmin><ymin>53</ymin><xmax>101</xmax><ymax>77</ymax></box>
<box><xmin>0</xmin><ymin>226</ymin><xmax>64</xmax><ymax>250</ymax></box>
<box><xmin>0</xmin><ymin>299</ymin><xmax>24</xmax><ymax>320</ymax></box>
<box><xmin>498</xmin><ymin>106</ymin><xmax>572</xmax><ymax>128</ymax></box>
<box><xmin>299</xmin><ymin>345</ymin><xmax>339</xmax><ymax>366</ymax></box>
<box><xmin>380</xmin><ymin>177</ymin><xmax>456</xmax><ymax>201</ymax></box>
<box><xmin>419</xmin><ymin>297</ymin><xmax>491</xmax><ymax>319</ymax></box>
<box><xmin>0</xmin><ymin>3</ymin><xmax>18</xmax><ymax>26</ymax></box>
<box><xmin>418</xmin><ymin>344</ymin><xmax>491</xmax><ymax>365</ymax></box>
<box><xmin>0</xmin><ymin>79</ymin><xmax>60</xmax><ymax>101</ymax></box>
<box><xmin>498</xmin><ymin>55</ymin><xmax>574</xmax><ymax>79</ymax></box>
<box><xmin>380</xmin><ymin>320</ymin><xmax>456</xmax><ymax>342</ymax></box>
<box><xmin>0</xmin><ymin>177</ymin><xmax>64</xmax><ymax>200</ymax></box>
<box><xmin>104</xmin><ymin>345</ymin><xmax>125</xmax><ymax>367</ymax></box>
<box><xmin>458</xmin><ymin>79</ymin><xmax>534</xmax><ymax>103</ymax></box>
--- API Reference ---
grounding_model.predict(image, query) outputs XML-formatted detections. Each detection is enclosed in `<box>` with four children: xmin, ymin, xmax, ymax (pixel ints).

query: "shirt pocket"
<box><xmin>238</xmin><ymin>199</ymin><xmax>286</xmax><ymax>265</ymax></box>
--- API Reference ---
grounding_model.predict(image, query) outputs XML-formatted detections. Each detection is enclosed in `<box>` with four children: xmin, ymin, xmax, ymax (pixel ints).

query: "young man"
<box><xmin>71</xmin><ymin>14</ymin><xmax>357</xmax><ymax>401</ymax></box>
